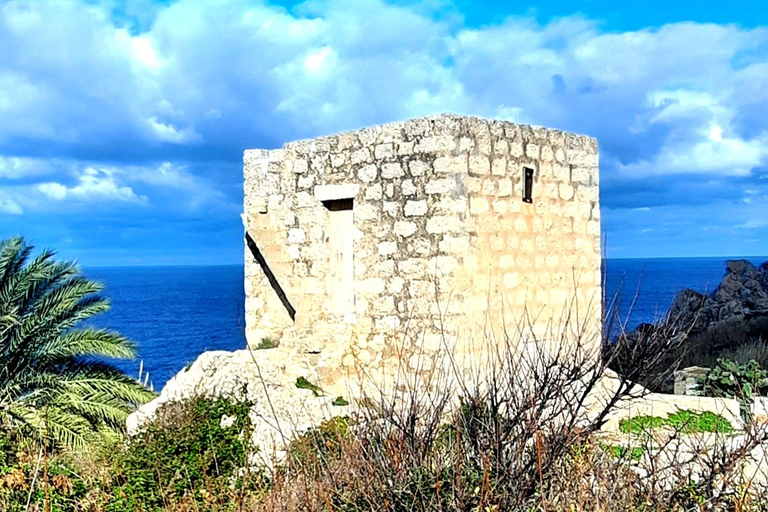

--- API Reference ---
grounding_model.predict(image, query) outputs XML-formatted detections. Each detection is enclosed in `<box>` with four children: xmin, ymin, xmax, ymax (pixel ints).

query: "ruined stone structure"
<box><xmin>243</xmin><ymin>114</ymin><xmax>601</xmax><ymax>388</ymax></box>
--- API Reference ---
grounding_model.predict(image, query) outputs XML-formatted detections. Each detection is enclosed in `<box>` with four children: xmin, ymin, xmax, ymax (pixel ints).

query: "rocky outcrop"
<box><xmin>665</xmin><ymin>259</ymin><xmax>768</xmax><ymax>336</ymax></box>
<box><xmin>127</xmin><ymin>347</ymin><xmax>351</xmax><ymax>465</ymax></box>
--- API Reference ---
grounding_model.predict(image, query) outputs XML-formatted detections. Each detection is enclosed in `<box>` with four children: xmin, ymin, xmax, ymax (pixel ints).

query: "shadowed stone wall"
<box><xmin>243</xmin><ymin>114</ymin><xmax>601</xmax><ymax>389</ymax></box>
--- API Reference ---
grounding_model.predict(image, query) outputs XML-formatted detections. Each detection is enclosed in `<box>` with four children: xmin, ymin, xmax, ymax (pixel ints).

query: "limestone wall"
<box><xmin>243</xmin><ymin>114</ymin><xmax>601</xmax><ymax>388</ymax></box>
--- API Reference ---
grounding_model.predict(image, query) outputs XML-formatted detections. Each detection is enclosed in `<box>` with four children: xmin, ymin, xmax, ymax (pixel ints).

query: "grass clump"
<box><xmin>332</xmin><ymin>396</ymin><xmax>350</xmax><ymax>406</ymax></box>
<box><xmin>295</xmin><ymin>376</ymin><xmax>323</xmax><ymax>396</ymax></box>
<box><xmin>256</xmin><ymin>337</ymin><xmax>279</xmax><ymax>350</ymax></box>
<box><xmin>619</xmin><ymin>410</ymin><xmax>734</xmax><ymax>435</ymax></box>
<box><xmin>602</xmin><ymin>443</ymin><xmax>645</xmax><ymax>461</ymax></box>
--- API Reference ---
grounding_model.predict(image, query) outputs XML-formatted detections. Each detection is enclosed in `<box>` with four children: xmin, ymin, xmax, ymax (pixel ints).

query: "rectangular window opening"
<box><xmin>322</xmin><ymin>198</ymin><xmax>353</xmax><ymax>212</ymax></box>
<box><xmin>523</xmin><ymin>167</ymin><xmax>534</xmax><ymax>204</ymax></box>
<box><xmin>323</xmin><ymin>198</ymin><xmax>355</xmax><ymax>317</ymax></box>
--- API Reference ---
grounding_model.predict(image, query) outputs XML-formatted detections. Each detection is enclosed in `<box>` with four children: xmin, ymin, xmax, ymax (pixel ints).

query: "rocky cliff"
<box><xmin>666</xmin><ymin>260</ymin><xmax>768</xmax><ymax>335</ymax></box>
<box><xmin>613</xmin><ymin>259</ymin><xmax>768</xmax><ymax>392</ymax></box>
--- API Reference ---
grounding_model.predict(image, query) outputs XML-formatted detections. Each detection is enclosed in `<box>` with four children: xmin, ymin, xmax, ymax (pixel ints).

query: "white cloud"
<box><xmin>0</xmin><ymin>158</ymin><xmax>228</xmax><ymax>218</ymax></box>
<box><xmin>0</xmin><ymin>156</ymin><xmax>57</xmax><ymax>179</ymax></box>
<box><xmin>618</xmin><ymin>88</ymin><xmax>768</xmax><ymax>177</ymax></box>
<box><xmin>304</xmin><ymin>46</ymin><xmax>337</xmax><ymax>75</ymax></box>
<box><xmin>129</xmin><ymin>162</ymin><xmax>229</xmax><ymax>211</ymax></box>
<box><xmin>37</xmin><ymin>182</ymin><xmax>67</xmax><ymax>200</ymax></box>
<box><xmin>145</xmin><ymin>117</ymin><xmax>200</xmax><ymax>144</ymax></box>
<box><xmin>129</xmin><ymin>35</ymin><xmax>163</xmax><ymax>72</ymax></box>
<box><xmin>4</xmin><ymin>0</ymin><xmax>768</xmax><ymax>258</ymax></box>
<box><xmin>37</xmin><ymin>167</ymin><xmax>146</xmax><ymax>203</ymax></box>
<box><xmin>2</xmin><ymin>0</ymin><xmax>766</xmax><ymax>169</ymax></box>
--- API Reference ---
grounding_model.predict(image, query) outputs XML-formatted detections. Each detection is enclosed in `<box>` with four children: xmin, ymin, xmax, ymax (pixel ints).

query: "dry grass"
<box><xmin>248</xmin><ymin>308</ymin><xmax>768</xmax><ymax>512</ymax></box>
<box><xmin>9</xmin><ymin>301</ymin><xmax>768</xmax><ymax>511</ymax></box>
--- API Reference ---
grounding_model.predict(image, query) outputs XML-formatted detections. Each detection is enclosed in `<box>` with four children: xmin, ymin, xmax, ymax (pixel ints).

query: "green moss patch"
<box><xmin>619</xmin><ymin>410</ymin><xmax>734</xmax><ymax>435</ymax></box>
<box><xmin>255</xmin><ymin>337</ymin><xmax>279</xmax><ymax>350</ymax></box>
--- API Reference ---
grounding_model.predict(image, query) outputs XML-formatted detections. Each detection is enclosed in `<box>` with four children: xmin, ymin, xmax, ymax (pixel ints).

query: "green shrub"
<box><xmin>701</xmin><ymin>358</ymin><xmax>768</xmax><ymax>420</ymax></box>
<box><xmin>113</xmin><ymin>395</ymin><xmax>267</xmax><ymax>509</ymax></box>
<box><xmin>0</xmin><ymin>430</ymin><xmax>94</xmax><ymax>512</ymax></box>
<box><xmin>602</xmin><ymin>443</ymin><xmax>645</xmax><ymax>461</ymax></box>
<box><xmin>701</xmin><ymin>358</ymin><xmax>768</xmax><ymax>401</ymax></box>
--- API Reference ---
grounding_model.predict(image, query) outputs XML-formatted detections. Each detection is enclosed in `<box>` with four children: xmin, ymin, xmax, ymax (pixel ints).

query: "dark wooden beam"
<box><xmin>245</xmin><ymin>231</ymin><xmax>296</xmax><ymax>322</ymax></box>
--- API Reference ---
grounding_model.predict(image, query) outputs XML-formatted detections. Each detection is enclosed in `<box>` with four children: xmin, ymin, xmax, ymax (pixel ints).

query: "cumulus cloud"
<box><xmin>2</xmin><ymin>0</ymin><xmax>768</xmax><ymax>262</ymax></box>
<box><xmin>619</xmin><ymin>89</ymin><xmax>768</xmax><ymax>177</ymax></box>
<box><xmin>37</xmin><ymin>167</ymin><xmax>146</xmax><ymax>203</ymax></box>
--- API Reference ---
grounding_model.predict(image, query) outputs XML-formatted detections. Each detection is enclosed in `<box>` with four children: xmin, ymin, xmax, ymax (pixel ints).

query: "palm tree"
<box><xmin>0</xmin><ymin>236</ymin><xmax>155</xmax><ymax>449</ymax></box>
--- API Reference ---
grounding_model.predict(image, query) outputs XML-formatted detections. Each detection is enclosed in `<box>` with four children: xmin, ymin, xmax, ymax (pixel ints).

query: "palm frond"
<box><xmin>0</xmin><ymin>237</ymin><xmax>30</xmax><ymax>291</ymax></box>
<box><xmin>30</xmin><ymin>328</ymin><xmax>136</xmax><ymax>364</ymax></box>
<box><xmin>0</xmin><ymin>236</ymin><xmax>157</xmax><ymax>450</ymax></box>
<box><xmin>56</xmin><ymin>361</ymin><xmax>156</xmax><ymax>405</ymax></box>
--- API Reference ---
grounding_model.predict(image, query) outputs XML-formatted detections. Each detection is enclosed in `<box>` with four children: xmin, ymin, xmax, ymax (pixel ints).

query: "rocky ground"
<box><xmin>670</xmin><ymin>260</ymin><xmax>768</xmax><ymax>330</ymax></box>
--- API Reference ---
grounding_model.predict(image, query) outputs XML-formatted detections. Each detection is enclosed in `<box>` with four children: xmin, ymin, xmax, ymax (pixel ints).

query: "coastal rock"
<box><xmin>664</xmin><ymin>259</ymin><xmax>768</xmax><ymax>335</ymax></box>
<box><xmin>666</xmin><ymin>288</ymin><xmax>711</xmax><ymax>332</ymax></box>
<box><xmin>127</xmin><ymin>348</ymin><xmax>351</xmax><ymax>464</ymax></box>
<box><xmin>714</xmin><ymin>260</ymin><xmax>768</xmax><ymax>314</ymax></box>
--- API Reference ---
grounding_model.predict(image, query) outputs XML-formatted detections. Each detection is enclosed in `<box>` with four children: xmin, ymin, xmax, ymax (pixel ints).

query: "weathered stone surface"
<box><xmin>243</xmin><ymin>113</ymin><xmax>602</xmax><ymax>390</ymax></box>
<box><xmin>673</xmin><ymin>366</ymin><xmax>708</xmax><ymax>395</ymax></box>
<box><xmin>394</xmin><ymin>220</ymin><xmax>417</xmax><ymax>237</ymax></box>
<box><xmin>753</xmin><ymin>397</ymin><xmax>768</xmax><ymax>425</ymax></box>
<box><xmin>425</xmin><ymin>178</ymin><xmax>454</xmax><ymax>195</ymax></box>
<box><xmin>404</xmin><ymin>200</ymin><xmax>428</xmax><ymax>217</ymax></box>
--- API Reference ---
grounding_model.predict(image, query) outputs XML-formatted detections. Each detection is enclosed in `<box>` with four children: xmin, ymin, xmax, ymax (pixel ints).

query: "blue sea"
<box><xmin>87</xmin><ymin>257</ymin><xmax>768</xmax><ymax>389</ymax></box>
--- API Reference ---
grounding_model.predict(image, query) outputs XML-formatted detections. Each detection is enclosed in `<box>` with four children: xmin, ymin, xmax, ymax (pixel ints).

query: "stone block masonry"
<box><xmin>243</xmin><ymin>114</ymin><xmax>601</xmax><ymax>389</ymax></box>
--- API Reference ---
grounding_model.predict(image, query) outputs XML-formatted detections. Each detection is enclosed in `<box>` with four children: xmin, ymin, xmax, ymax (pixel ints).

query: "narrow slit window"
<box><xmin>322</xmin><ymin>198</ymin><xmax>355</xmax><ymax>316</ymax></box>
<box><xmin>522</xmin><ymin>167</ymin><xmax>534</xmax><ymax>204</ymax></box>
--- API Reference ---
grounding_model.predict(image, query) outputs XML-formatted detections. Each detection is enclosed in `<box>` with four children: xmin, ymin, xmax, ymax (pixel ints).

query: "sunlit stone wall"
<box><xmin>243</xmin><ymin>114</ymin><xmax>601</xmax><ymax>388</ymax></box>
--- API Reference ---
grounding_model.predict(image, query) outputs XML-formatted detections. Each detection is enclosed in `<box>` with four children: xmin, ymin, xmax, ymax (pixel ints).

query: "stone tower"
<box><xmin>243</xmin><ymin>114</ymin><xmax>601</xmax><ymax>386</ymax></box>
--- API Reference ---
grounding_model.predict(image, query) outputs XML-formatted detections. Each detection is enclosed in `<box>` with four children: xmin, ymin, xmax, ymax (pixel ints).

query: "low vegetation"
<box><xmin>0</xmin><ymin>396</ymin><xmax>269</xmax><ymax>511</ymax></box>
<box><xmin>608</xmin><ymin>314</ymin><xmax>768</xmax><ymax>394</ymax></box>
<box><xmin>3</xmin><ymin>235</ymin><xmax>768</xmax><ymax>510</ymax></box>
<box><xmin>619</xmin><ymin>410</ymin><xmax>734</xmax><ymax>435</ymax></box>
<box><xmin>601</xmin><ymin>442</ymin><xmax>645</xmax><ymax>461</ymax></box>
<box><xmin>255</xmin><ymin>337</ymin><xmax>278</xmax><ymax>350</ymax></box>
<box><xmin>5</xmin><ymin>340</ymin><xmax>768</xmax><ymax>511</ymax></box>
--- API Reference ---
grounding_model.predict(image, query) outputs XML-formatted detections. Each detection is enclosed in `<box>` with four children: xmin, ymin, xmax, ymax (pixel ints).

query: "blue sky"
<box><xmin>1</xmin><ymin>0</ymin><xmax>768</xmax><ymax>265</ymax></box>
